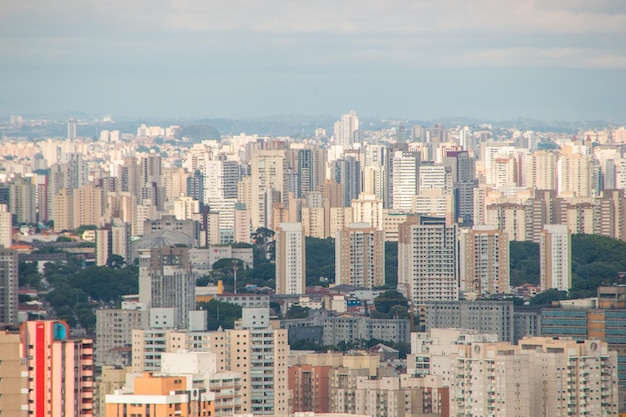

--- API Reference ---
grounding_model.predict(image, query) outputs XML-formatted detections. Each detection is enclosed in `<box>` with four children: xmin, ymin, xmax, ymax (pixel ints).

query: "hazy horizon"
<box><xmin>2</xmin><ymin>0</ymin><xmax>626</xmax><ymax>123</ymax></box>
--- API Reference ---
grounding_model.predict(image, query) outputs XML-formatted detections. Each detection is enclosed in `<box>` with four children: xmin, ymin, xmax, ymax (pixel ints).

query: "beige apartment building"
<box><xmin>207</xmin><ymin>309</ymin><xmax>289</xmax><ymax>415</ymax></box>
<box><xmin>450</xmin><ymin>337</ymin><xmax>618</xmax><ymax>417</ymax></box>
<box><xmin>335</xmin><ymin>223</ymin><xmax>385</xmax><ymax>289</ymax></box>
<box><xmin>540</xmin><ymin>224</ymin><xmax>572</xmax><ymax>292</ymax></box>
<box><xmin>0</xmin><ymin>331</ymin><xmax>27</xmax><ymax>417</ymax></box>
<box><xmin>459</xmin><ymin>225</ymin><xmax>510</xmax><ymax>298</ymax></box>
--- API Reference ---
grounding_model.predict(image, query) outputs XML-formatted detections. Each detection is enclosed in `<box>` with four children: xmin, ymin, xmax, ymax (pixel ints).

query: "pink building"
<box><xmin>20</xmin><ymin>320</ymin><xmax>94</xmax><ymax>417</ymax></box>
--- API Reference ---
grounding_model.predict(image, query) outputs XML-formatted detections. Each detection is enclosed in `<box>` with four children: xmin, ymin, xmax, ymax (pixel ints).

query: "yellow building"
<box><xmin>95</xmin><ymin>366</ymin><xmax>131</xmax><ymax>417</ymax></box>
<box><xmin>0</xmin><ymin>331</ymin><xmax>27</xmax><ymax>417</ymax></box>
<box><xmin>105</xmin><ymin>373</ymin><xmax>215</xmax><ymax>417</ymax></box>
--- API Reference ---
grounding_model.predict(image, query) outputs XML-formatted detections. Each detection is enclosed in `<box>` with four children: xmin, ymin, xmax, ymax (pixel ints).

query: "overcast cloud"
<box><xmin>2</xmin><ymin>0</ymin><xmax>626</xmax><ymax>121</ymax></box>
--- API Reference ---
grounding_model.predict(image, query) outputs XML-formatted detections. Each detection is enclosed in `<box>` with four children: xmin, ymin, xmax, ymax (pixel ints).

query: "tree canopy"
<box><xmin>384</xmin><ymin>241</ymin><xmax>398</xmax><ymax>288</ymax></box>
<box><xmin>374</xmin><ymin>290</ymin><xmax>409</xmax><ymax>318</ymax></box>
<box><xmin>176</xmin><ymin>124</ymin><xmax>221</xmax><ymax>142</ymax></box>
<box><xmin>305</xmin><ymin>237</ymin><xmax>335</xmax><ymax>286</ymax></box>
<box><xmin>511</xmin><ymin>234</ymin><xmax>626</xmax><ymax>298</ymax></box>
<box><xmin>197</xmin><ymin>299</ymin><xmax>242</xmax><ymax>330</ymax></box>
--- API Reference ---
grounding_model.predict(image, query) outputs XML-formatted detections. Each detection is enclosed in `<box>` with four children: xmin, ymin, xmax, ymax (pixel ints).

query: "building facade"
<box><xmin>335</xmin><ymin>223</ymin><xmax>385</xmax><ymax>289</ymax></box>
<box><xmin>275</xmin><ymin>222</ymin><xmax>306</xmax><ymax>295</ymax></box>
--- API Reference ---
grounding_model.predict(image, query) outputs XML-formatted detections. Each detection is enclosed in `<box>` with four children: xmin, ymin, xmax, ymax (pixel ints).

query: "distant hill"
<box><xmin>176</xmin><ymin>124</ymin><xmax>221</xmax><ymax>141</ymax></box>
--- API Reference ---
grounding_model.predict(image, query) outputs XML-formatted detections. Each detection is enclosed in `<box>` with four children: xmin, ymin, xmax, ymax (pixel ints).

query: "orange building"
<box><xmin>289</xmin><ymin>364</ymin><xmax>331</xmax><ymax>413</ymax></box>
<box><xmin>105</xmin><ymin>373</ymin><xmax>215</xmax><ymax>417</ymax></box>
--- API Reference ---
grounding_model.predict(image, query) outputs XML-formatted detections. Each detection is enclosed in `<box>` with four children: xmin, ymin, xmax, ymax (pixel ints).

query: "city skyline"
<box><xmin>2</xmin><ymin>1</ymin><xmax>626</xmax><ymax>122</ymax></box>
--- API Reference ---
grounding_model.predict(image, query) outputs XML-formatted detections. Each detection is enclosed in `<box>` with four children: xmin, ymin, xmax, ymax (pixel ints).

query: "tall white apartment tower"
<box><xmin>0</xmin><ymin>204</ymin><xmax>12</xmax><ymax>249</ymax></box>
<box><xmin>524</xmin><ymin>150</ymin><xmax>557</xmax><ymax>190</ymax></box>
<box><xmin>392</xmin><ymin>151</ymin><xmax>420</xmax><ymax>211</ymax></box>
<box><xmin>540</xmin><ymin>224</ymin><xmax>571</xmax><ymax>292</ymax></box>
<box><xmin>333</xmin><ymin>111</ymin><xmax>359</xmax><ymax>146</ymax></box>
<box><xmin>398</xmin><ymin>216</ymin><xmax>459</xmax><ymax>305</ymax></box>
<box><xmin>204</xmin><ymin>159</ymin><xmax>241</xmax><ymax>202</ymax></box>
<box><xmin>557</xmin><ymin>153</ymin><xmax>592</xmax><ymax>197</ymax></box>
<box><xmin>250</xmin><ymin>149</ymin><xmax>288</xmax><ymax>229</ymax></box>
<box><xmin>275</xmin><ymin>222</ymin><xmax>306</xmax><ymax>294</ymax></box>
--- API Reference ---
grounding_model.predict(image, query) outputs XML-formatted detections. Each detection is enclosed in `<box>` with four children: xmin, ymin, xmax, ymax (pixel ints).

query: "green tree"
<box><xmin>19</xmin><ymin>261</ymin><xmax>41</xmax><ymax>288</ymax></box>
<box><xmin>384</xmin><ymin>241</ymin><xmax>398</xmax><ymax>288</ymax></box>
<box><xmin>305</xmin><ymin>237</ymin><xmax>335</xmax><ymax>286</ymax></box>
<box><xmin>374</xmin><ymin>290</ymin><xmax>408</xmax><ymax>315</ymax></box>
<box><xmin>286</xmin><ymin>305</ymin><xmax>310</xmax><ymax>319</ymax></box>
<box><xmin>74</xmin><ymin>225</ymin><xmax>97</xmax><ymax>236</ymax></box>
<box><xmin>530</xmin><ymin>289</ymin><xmax>567</xmax><ymax>305</ymax></box>
<box><xmin>106</xmin><ymin>254</ymin><xmax>126</xmax><ymax>268</ymax></box>
<box><xmin>509</xmin><ymin>241</ymin><xmax>540</xmax><ymax>286</ymax></box>
<box><xmin>197</xmin><ymin>300</ymin><xmax>242</xmax><ymax>330</ymax></box>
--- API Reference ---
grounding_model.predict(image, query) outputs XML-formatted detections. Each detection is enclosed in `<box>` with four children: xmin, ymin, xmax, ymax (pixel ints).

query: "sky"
<box><xmin>2</xmin><ymin>0</ymin><xmax>626</xmax><ymax>122</ymax></box>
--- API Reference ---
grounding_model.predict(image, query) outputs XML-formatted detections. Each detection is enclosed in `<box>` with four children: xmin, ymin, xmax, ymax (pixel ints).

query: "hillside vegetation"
<box><xmin>510</xmin><ymin>234</ymin><xmax>626</xmax><ymax>298</ymax></box>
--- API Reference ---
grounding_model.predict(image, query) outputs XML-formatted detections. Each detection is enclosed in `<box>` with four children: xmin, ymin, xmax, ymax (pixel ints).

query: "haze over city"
<box><xmin>2</xmin><ymin>0</ymin><xmax>626</xmax><ymax>121</ymax></box>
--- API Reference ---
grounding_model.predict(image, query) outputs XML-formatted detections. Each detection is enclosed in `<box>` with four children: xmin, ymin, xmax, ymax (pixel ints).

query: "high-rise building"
<box><xmin>95</xmin><ymin>302</ymin><xmax>148</xmax><ymax>366</ymax></box>
<box><xmin>351</xmin><ymin>193</ymin><xmax>383</xmax><ymax>230</ymax></box>
<box><xmin>140</xmin><ymin>154</ymin><xmax>165</xmax><ymax>210</ymax></box>
<box><xmin>443</xmin><ymin>151</ymin><xmax>478</xmax><ymax>225</ymax></box>
<box><xmin>289</xmin><ymin>363</ymin><xmax>332</xmax><ymax>413</ymax></box>
<box><xmin>298</xmin><ymin>146</ymin><xmax>326</xmax><ymax>196</ymax></box>
<box><xmin>208</xmin><ymin>308</ymin><xmax>289</xmax><ymax>415</ymax></box>
<box><xmin>275</xmin><ymin>222</ymin><xmax>306</xmax><ymax>295</ymax></box>
<box><xmin>0</xmin><ymin>204</ymin><xmax>12</xmax><ymax>249</ymax></box>
<box><xmin>138</xmin><ymin>246</ymin><xmax>195</xmax><ymax>329</ymax></box>
<box><xmin>333</xmin><ymin>111</ymin><xmax>360</xmax><ymax>146</ymax></box>
<box><xmin>524</xmin><ymin>150</ymin><xmax>557</xmax><ymax>189</ymax></box>
<box><xmin>94</xmin><ymin>365</ymin><xmax>131</xmax><ymax>417</ymax></box>
<box><xmin>32</xmin><ymin>173</ymin><xmax>50</xmax><ymax>223</ymax></box>
<box><xmin>335</xmin><ymin>223</ymin><xmax>385</xmax><ymax>289</ymax></box>
<box><xmin>67</xmin><ymin>152</ymin><xmax>88</xmax><ymax>190</ymax></box>
<box><xmin>419</xmin><ymin>162</ymin><xmax>453</xmax><ymax>193</ymax></box>
<box><xmin>392</xmin><ymin>151</ymin><xmax>420</xmax><ymax>211</ymax></box>
<box><xmin>73</xmin><ymin>182</ymin><xmax>106</xmax><ymax>229</ymax></box>
<box><xmin>186</xmin><ymin>169</ymin><xmax>204</xmax><ymax>204</ymax></box>
<box><xmin>233</xmin><ymin>205</ymin><xmax>252</xmax><ymax>243</ymax></box>
<box><xmin>52</xmin><ymin>188</ymin><xmax>73</xmax><ymax>231</ymax></box>
<box><xmin>0</xmin><ymin>247</ymin><xmax>18</xmax><ymax>326</ymax></box>
<box><xmin>9</xmin><ymin>175</ymin><xmax>37</xmax><ymax>224</ymax></box>
<box><xmin>67</xmin><ymin>118</ymin><xmax>77</xmax><ymax>140</ymax></box>
<box><xmin>594</xmin><ymin>188</ymin><xmax>626</xmax><ymax>241</ymax></box>
<box><xmin>204</xmin><ymin>159</ymin><xmax>240</xmax><ymax>203</ymax></box>
<box><xmin>331</xmin><ymin>156</ymin><xmax>361</xmax><ymax>207</ymax></box>
<box><xmin>174</xmin><ymin>196</ymin><xmax>200</xmax><ymax>220</ymax></box>
<box><xmin>557</xmin><ymin>153</ymin><xmax>592</xmax><ymax>197</ymax></box>
<box><xmin>21</xmin><ymin>320</ymin><xmax>94</xmax><ymax>417</ymax></box>
<box><xmin>459</xmin><ymin>225</ymin><xmax>510</xmax><ymax>298</ymax></box>
<box><xmin>0</xmin><ymin>331</ymin><xmax>27</xmax><ymax>416</ymax></box>
<box><xmin>411</xmin><ymin>188</ymin><xmax>455</xmax><ymax>224</ymax></box>
<box><xmin>540</xmin><ymin>224</ymin><xmax>571</xmax><ymax>292</ymax></box>
<box><xmin>250</xmin><ymin>149</ymin><xmax>289</xmax><ymax>229</ymax></box>
<box><xmin>398</xmin><ymin>216</ymin><xmax>459</xmax><ymax>305</ymax></box>
<box><xmin>452</xmin><ymin>337</ymin><xmax>617</xmax><ymax>417</ymax></box>
<box><xmin>120</xmin><ymin>156</ymin><xmax>140</xmax><ymax>197</ymax></box>
<box><xmin>161</xmin><ymin>166</ymin><xmax>187</xmax><ymax>202</ymax></box>
<box><xmin>485</xmin><ymin>201</ymin><xmax>529</xmax><ymax>242</ymax></box>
